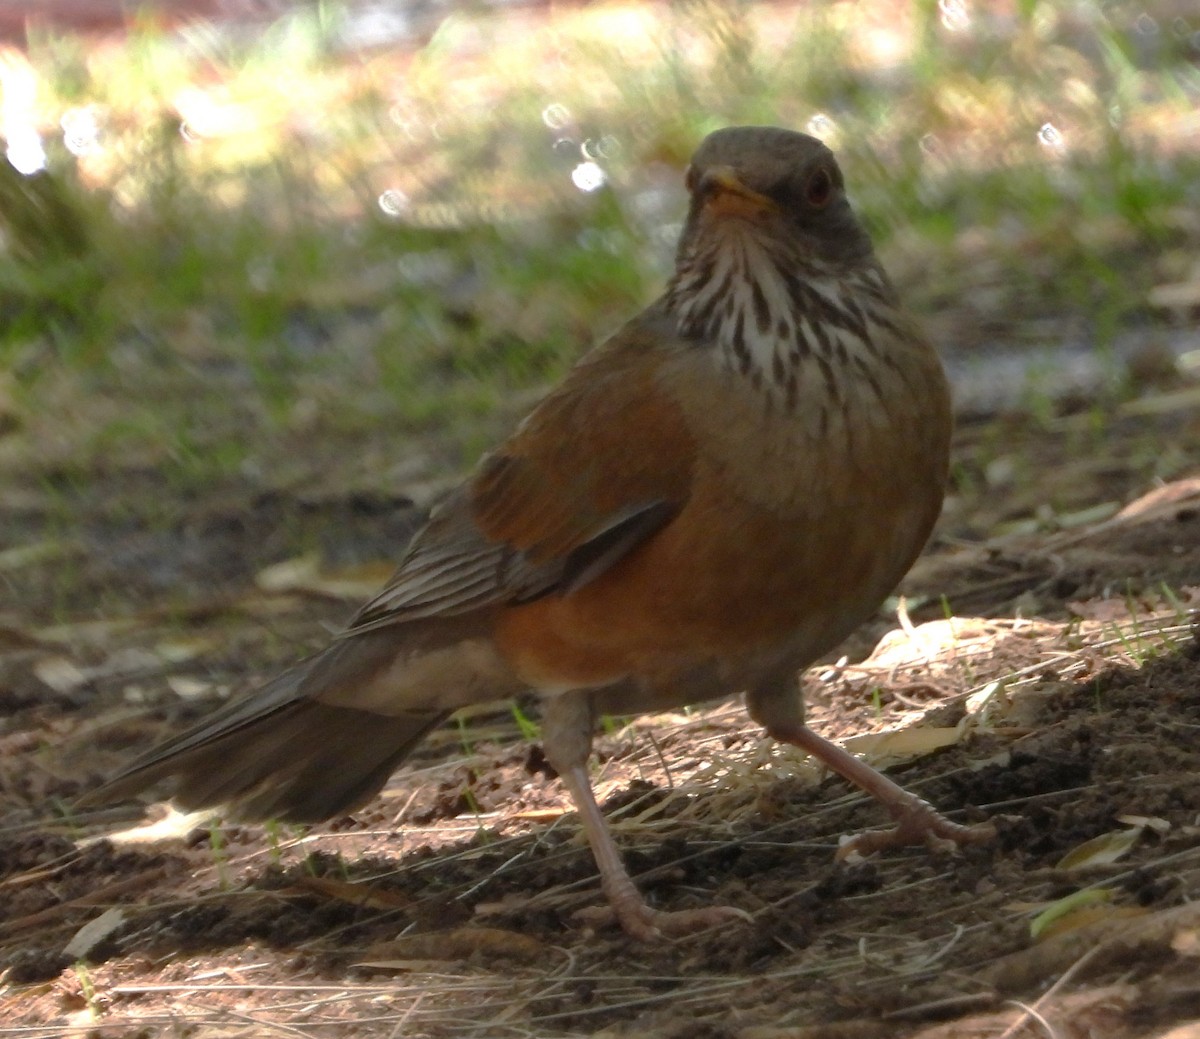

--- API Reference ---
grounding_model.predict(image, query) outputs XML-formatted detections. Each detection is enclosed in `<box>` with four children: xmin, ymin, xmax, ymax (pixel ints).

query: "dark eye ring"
<box><xmin>805</xmin><ymin>166</ymin><xmax>834</xmax><ymax>209</ymax></box>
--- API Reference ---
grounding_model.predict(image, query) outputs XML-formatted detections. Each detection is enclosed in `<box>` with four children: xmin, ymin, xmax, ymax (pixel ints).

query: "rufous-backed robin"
<box><xmin>87</xmin><ymin>126</ymin><xmax>991</xmax><ymax>940</ymax></box>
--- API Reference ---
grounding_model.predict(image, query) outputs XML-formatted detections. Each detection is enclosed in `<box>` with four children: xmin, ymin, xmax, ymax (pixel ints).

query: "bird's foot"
<box><xmin>574</xmin><ymin>899</ymin><xmax>751</xmax><ymax>941</ymax></box>
<box><xmin>835</xmin><ymin>794</ymin><xmax>996</xmax><ymax>861</ymax></box>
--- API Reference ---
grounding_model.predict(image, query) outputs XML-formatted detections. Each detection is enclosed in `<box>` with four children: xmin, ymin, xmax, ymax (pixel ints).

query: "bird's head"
<box><xmin>664</xmin><ymin>126</ymin><xmax>908</xmax><ymax>413</ymax></box>
<box><xmin>675</xmin><ymin>126</ymin><xmax>875</xmax><ymax>273</ymax></box>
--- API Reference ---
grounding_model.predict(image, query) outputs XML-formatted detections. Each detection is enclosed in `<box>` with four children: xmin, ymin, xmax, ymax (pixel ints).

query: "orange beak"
<box><xmin>699</xmin><ymin>167</ymin><xmax>777</xmax><ymax>218</ymax></box>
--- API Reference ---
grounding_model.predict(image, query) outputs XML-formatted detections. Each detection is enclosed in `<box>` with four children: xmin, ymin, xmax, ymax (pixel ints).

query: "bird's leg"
<box><xmin>746</xmin><ymin>679</ymin><xmax>995</xmax><ymax>858</ymax></box>
<box><xmin>540</xmin><ymin>692</ymin><xmax>748</xmax><ymax>940</ymax></box>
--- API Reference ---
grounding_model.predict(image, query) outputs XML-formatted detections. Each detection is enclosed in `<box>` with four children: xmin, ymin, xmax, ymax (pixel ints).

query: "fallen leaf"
<box><xmin>1148</xmin><ymin>280</ymin><xmax>1200</xmax><ymax>314</ymax></box>
<box><xmin>843</xmin><ymin>726</ymin><xmax>962</xmax><ymax>765</ymax></box>
<box><xmin>359</xmin><ymin>927</ymin><xmax>544</xmax><ymax>964</ymax></box>
<box><xmin>64</xmin><ymin>907</ymin><xmax>126</xmax><ymax>959</ymax></box>
<box><xmin>32</xmin><ymin>656</ymin><xmax>88</xmax><ymax>694</ymax></box>
<box><xmin>1171</xmin><ymin>929</ymin><xmax>1200</xmax><ymax>958</ymax></box>
<box><xmin>255</xmin><ymin>555</ymin><xmax>392</xmax><ymax>599</ymax></box>
<box><xmin>1030</xmin><ymin>888</ymin><xmax>1112</xmax><ymax>940</ymax></box>
<box><xmin>166</xmin><ymin>676</ymin><xmax>214</xmax><ymax>699</ymax></box>
<box><xmin>292</xmin><ymin>875</ymin><xmax>414</xmax><ymax>910</ymax></box>
<box><xmin>255</xmin><ymin>554</ymin><xmax>322</xmax><ymax>593</ymax></box>
<box><xmin>1056</xmin><ymin>826</ymin><xmax>1143</xmax><ymax>870</ymax></box>
<box><xmin>0</xmin><ymin>538</ymin><xmax>82</xmax><ymax>570</ymax></box>
<box><xmin>1116</xmin><ymin>814</ymin><xmax>1171</xmax><ymax>835</ymax></box>
<box><xmin>1035</xmin><ymin>903</ymin><xmax>1150</xmax><ymax>942</ymax></box>
<box><xmin>91</xmin><ymin>806</ymin><xmax>214</xmax><ymax>846</ymax></box>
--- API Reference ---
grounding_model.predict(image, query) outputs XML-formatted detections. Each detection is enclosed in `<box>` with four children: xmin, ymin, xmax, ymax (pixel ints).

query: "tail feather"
<box><xmin>170</xmin><ymin>700</ymin><xmax>448</xmax><ymax>822</ymax></box>
<box><xmin>83</xmin><ymin>635</ymin><xmax>452</xmax><ymax>823</ymax></box>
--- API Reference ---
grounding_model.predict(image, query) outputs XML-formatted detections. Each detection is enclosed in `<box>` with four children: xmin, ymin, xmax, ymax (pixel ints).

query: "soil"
<box><xmin>4</xmin><ymin>396</ymin><xmax>1200</xmax><ymax>1037</ymax></box>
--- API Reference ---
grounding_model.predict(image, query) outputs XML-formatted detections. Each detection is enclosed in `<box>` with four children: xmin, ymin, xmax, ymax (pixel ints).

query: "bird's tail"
<box><xmin>82</xmin><ymin>633</ymin><xmax>451</xmax><ymax>824</ymax></box>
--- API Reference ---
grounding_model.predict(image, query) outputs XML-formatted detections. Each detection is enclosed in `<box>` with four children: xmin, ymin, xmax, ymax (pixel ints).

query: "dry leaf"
<box><xmin>255</xmin><ymin>554</ymin><xmax>322</xmax><ymax>592</ymax></box>
<box><xmin>0</xmin><ymin>538</ymin><xmax>81</xmax><ymax>570</ymax></box>
<box><xmin>166</xmin><ymin>676</ymin><xmax>214</xmax><ymax>699</ymax></box>
<box><xmin>843</xmin><ymin>726</ymin><xmax>962</xmax><ymax>765</ymax></box>
<box><xmin>255</xmin><ymin>554</ymin><xmax>392</xmax><ymax>599</ymax></box>
<box><xmin>64</xmin><ymin>907</ymin><xmax>126</xmax><ymax>959</ymax></box>
<box><xmin>88</xmin><ymin>806</ymin><xmax>214</xmax><ymax>846</ymax></box>
<box><xmin>1148</xmin><ymin>280</ymin><xmax>1200</xmax><ymax>313</ymax></box>
<box><xmin>1030</xmin><ymin>888</ymin><xmax>1113</xmax><ymax>940</ymax></box>
<box><xmin>32</xmin><ymin>656</ymin><xmax>88</xmax><ymax>694</ymax></box>
<box><xmin>1171</xmin><ymin>929</ymin><xmax>1200</xmax><ymax>958</ymax></box>
<box><xmin>1036</xmin><ymin>904</ymin><xmax>1150</xmax><ymax>942</ymax></box>
<box><xmin>1116</xmin><ymin>814</ymin><xmax>1171</xmax><ymax>834</ymax></box>
<box><xmin>359</xmin><ymin>927</ymin><xmax>544</xmax><ymax>964</ymax></box>
<box><xmin>292</xmin><ymin>875</ymin><xmax>413</xmax><ymax>910</ymax></box>
<box><xmin>1055</xmin><ymin>826</ymin><xmax>1143</xmax><ymax>870</ymax></box>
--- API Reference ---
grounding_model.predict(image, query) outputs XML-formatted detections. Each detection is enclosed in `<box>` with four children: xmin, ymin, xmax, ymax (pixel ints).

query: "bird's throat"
<box><xmin>666</xmin><ymin>232</ymin><xmax>897</xmax><ymax>414</ymax></box>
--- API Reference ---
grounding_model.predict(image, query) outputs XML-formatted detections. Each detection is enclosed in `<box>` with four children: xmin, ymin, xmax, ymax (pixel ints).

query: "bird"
<box><xmin>85</xmin><ymin>125</ymin><xmax>993</xmax><ymax>941</ymax></box>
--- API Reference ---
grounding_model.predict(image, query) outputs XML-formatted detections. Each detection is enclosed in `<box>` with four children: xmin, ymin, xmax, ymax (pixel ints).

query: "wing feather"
<box><xmin>345</xmin><ymin>313</ymin><xmax>696</xmax><ymax>636</ymax></box>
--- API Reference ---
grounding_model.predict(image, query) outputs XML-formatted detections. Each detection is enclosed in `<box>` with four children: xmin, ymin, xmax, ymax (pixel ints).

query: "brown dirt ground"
<box><xmin>3</xmin><ymin>0</ymin><xmax>1200</xmax><ymax>1033</ymax></box>
<box><xmin>4</xmin><ymin>399</ymin><xmax>1200</xmax><ymax>1036</ymax></box>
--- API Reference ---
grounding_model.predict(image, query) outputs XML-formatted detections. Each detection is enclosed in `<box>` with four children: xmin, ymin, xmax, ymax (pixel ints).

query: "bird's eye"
<box><xmin>804</xmin><ymin>166</ymin><xmax>835</xmax><ymax>209</ymax></box>
<box><xmin>684</xmin><ymin>164</ymin><xmax>698</xmax><ymax>193</ymax></box>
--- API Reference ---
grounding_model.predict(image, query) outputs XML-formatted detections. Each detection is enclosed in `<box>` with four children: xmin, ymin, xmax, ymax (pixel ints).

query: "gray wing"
<box><xmin>344</xmin><ymin>484</ymin><xmax>677</xmax><ymax>635</ymax></box>
<box><xmin>85</xmin><ymin>490</ymin><xmax>676</xmax><ymax>819</ymax></box>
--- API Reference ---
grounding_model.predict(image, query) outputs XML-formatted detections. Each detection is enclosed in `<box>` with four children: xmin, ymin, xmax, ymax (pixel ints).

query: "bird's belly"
<box><xmin>492</xmin><ymin>465</ymin><xmax>940</xmax><ymax>693</ymax></box>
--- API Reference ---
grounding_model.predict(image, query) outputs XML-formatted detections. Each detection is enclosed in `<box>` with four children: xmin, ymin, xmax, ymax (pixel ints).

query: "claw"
<box><xmin>835</xmin><ymin>795</ymin><xmax>996</xmax><ymax>862</ymax></box>
<box><xmin>575</xmin><ymin>901</ymin><xmax>752</xmax><ymax>941</ymax></box>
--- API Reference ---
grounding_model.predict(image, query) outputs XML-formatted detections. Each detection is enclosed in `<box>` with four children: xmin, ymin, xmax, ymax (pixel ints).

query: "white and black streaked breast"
<box><xmin>663</xmin><ymin>222</ymin><xmax>919</xmax><ymax>427</ymax></box>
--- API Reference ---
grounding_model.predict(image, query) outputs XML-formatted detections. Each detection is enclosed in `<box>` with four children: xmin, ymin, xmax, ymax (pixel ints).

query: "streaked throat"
<box><xmin>666</xmin><ymin>226</ymin><xmax>900</xmax><ymax>414</ymax></box>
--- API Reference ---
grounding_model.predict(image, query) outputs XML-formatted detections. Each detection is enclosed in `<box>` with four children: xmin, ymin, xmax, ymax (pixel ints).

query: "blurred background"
<box><xmin>4</xmin><ymin>10</ymin><xmax>1200</xmax><ymax>1031</ymax></box>
<box><xmin>1</xmin><ymin>0</ymin><xmax>1199</xmax><ymax>622</ymax></box>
